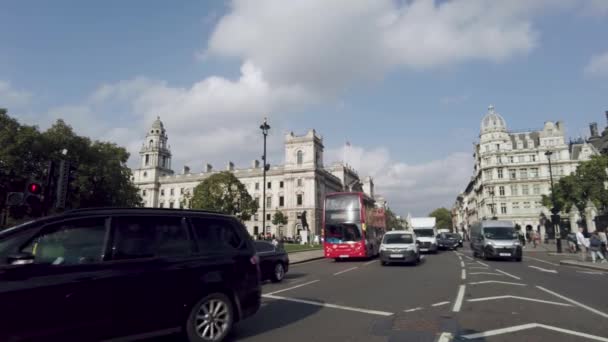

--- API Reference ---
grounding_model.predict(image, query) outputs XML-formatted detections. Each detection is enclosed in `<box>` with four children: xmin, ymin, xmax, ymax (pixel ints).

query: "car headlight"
<box><xmin>513</xmin><ymin>241</ymin><xmax>521</xmax><ymax>246</ymax></box>
<box><xmin>380</xmin><ymin>245</ymin><xmax>387</xmax><ymax>251</ymax></box>
<box><xmin>487</xmin><ymin>241</ymin><xmax>495</xmax><ymax>246</ymax></box>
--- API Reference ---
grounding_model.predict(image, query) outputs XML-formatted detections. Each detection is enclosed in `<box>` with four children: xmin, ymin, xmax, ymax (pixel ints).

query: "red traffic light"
<box><xmin>27</xmin><ymin>183</ymin><xmax>42</xmax><ymax>195</ymax></box>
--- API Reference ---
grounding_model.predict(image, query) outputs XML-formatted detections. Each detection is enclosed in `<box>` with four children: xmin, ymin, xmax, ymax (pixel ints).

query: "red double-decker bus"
<box><xmin>322</xmin><ymin>192</ymin><xmax>386</xmax><ymax>260</ymax></box>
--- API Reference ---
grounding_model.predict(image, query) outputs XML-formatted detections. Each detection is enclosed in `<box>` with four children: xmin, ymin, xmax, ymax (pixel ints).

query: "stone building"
<box><xmin>132</xmin><ymin>117</ymin><xmax>375</xmax><ymax>237</ymax></box>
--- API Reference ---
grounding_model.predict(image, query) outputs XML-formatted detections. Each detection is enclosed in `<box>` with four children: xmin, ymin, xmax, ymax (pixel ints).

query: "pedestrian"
<box><xmin>576</xmin><ymin>226</ymin><xmax>589</xmax><ymax>262</ymax></box>
<box><xmin>588</xmin><ymin>232</ymin><xmax>607</xmax><ymax>263</ymax></box>
<box><xmin>518</xmin><ymin>229</ymin><xmax>526</xmax><ymax>248</ymax></box>
<box><xmin>532</xmin><ymin>230</ymin><xmax>539</xmax><ymax>248</ymax></box>
<box><xmin>598</xmin><ymin>229</ymin><xmax>608</xmax><ymax>256</ymax></box>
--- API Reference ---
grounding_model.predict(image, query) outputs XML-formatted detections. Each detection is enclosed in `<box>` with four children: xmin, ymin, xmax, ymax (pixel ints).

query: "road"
<box><xmin>158</xmin><ymin>247</ymin><xmax>608</xmax><ymax>341</ymax></box>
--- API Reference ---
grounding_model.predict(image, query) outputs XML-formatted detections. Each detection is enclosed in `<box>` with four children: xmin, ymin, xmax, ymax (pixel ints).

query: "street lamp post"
<box><xmin>260</xmin><ymin>118</ymin><xmax>270</xmax><ymax>237</ymax></box>
<box><xmin>545</xmin><ymin>150</ymin><xmax>562</xmax><ymax>253</ymax></box>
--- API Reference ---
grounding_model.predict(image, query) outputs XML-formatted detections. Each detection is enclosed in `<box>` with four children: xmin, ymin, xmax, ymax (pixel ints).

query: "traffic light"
<box><xmin>56</xmin><ymin>160</ymin><xmax>78</xmax><ymax>209</ymax></box>
<box><xmin>24</xmin><ymin>182</ymin><xmax>43</xmax><ymax>217</ymax></box>
<box><xmin>5</xmin><ymin>192</ymin><xmax>25</xmax><ymax>206</ymax></box>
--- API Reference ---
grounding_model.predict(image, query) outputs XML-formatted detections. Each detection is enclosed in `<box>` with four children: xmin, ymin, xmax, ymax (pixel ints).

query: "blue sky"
<box><xmin>2</xmin><ymin>0</ymin><xmax>608</xmax><ymax>215</ymax></box>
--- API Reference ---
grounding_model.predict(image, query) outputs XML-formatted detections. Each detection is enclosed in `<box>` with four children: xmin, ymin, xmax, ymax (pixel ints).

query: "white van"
<box><xmin>412</xmin><ymin>227</ymin><xmax>438</xmax><ymax>253</ymax></box>
<box><xmin>470</xmin><ymin>220</ymin><xmax>522</xmax><ymax>261</ymax></box>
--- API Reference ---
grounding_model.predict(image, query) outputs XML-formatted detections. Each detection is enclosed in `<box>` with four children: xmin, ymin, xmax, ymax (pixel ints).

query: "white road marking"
<box><xmin>437</xmin><ymin>332</ymin><xmax>454</xmax><ymax>342</ymax></box>
<box><xmin>577</xmin><ymin>271</ymin><xmax>605</xmax><ymax>275</ymax></box>
<box><xmin>453</xmin><ymin>285</ymin><xmax>466</xmax><ymax>312</ymax></box>
<box><xmin>460</xmin><ymin>261</ymin><xmax>465</xmax><ymax>267</ymax></box>
<box><xmin>467</xmin><ymin>295</ymin><xmax>571</xmax><ymax>307</ymax></box>
<box><xmin>528</xmin><ymin>265</ymin><xmax>558</xmax><ymax>273</ymax></box>
<box><xmin>537</xmin><ymin>286</ymin><xmax>608</xmax><ymax>319</ymax></box>
<box><xmin>495</xmin><ymin>269</ymin><xmax>522</xmax><ymax>280</ymax></box>
<box><xmin>461</xmin><ymin>269</ymin><xmax>466</xmax><ymax>280</ymax></box>
<box><xmin>404</xmin><ymin>307</ymin><xmax>423</xmax><ymax>312</ymax></box>
<box><xmin>525</xmin><ymin>256</ymin><xmax>559</xmax><ymax>266</ymax></box>
<box><xmin>468</xmin><ymin>266</ymin><xmax>489</xmax><ymax>270</ymax></box>
<box><xmin>461</xmin><ymin>323</ymin><xmax>608</xmax><ymax>341</ymax></box>
<box><xmin>264</xmin><ymin>280</ymin><xmax>320</xmax><ymax>295</ymax></box>
<box><xmin>432</xmin><ymin>301</ymin><xmax>451</xmax><ymax>307</ymax></box>
<box><xmin>363</xmin><ymin>260</ymin><xmax>378</xmax><ymax>266</ymax></box>
<box><xmin>469</xmin><ymin>272</ymin><xmax>503</xmax><ymax>276</ymax></box>
<box><xmin>469</xmin><ymin>280</ymin><xmax>526</xmax><ymax>286</ymax></box>
<box><xmin>333</xmin><ymin>267</ymin><xmax>358</xmax><ymax>276</ymax></box>
<box><xmin>263</xmin><ymin>294</ymin><xmax>394</xmax><ymax>316</ymax></box>
<box><xmin>465</xmin><ymin>256</ymin><xmax>474</xmax><ymax>261</ymax></box>
<box><xmin>476</xmin><ymin>261</ymin><xmax>490</xmax><ymax>267</ymax></box>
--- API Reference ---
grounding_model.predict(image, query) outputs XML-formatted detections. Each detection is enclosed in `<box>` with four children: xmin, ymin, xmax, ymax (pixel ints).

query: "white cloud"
<box><xmin>584</xmin><ymin>51</ymin><xmax>608</xmax><ymax>77</ymax></box>
<box><xmin>0</xmin><ymin>80</ymin><xmax>31</xmax><ymax>108</ymax></box>
<box><xmin>327</xmin><ymin>144</ymin><xmax>472</xmax><ymax>215</ymax></box>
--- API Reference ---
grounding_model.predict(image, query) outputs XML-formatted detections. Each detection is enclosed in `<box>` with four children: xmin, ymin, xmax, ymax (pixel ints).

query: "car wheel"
<box><xmin>481</xmin><ymin>249</ymin><xmax>487</xmax><ymax>260</ymax></box>
<box><xmin>186</xmin><ymin>293</ymin><xmax>234</xmax><ymax>342</ymax></box>
<box><xmin>381</xmin><ymin>261</ymin><xmax>387</xmax><ymax>266</ymax></box>
<box><xmin>515</xmin><ymin>257</ymin><xmax>522</xmax><ymax>262</ymax></box>
<box><xmin>271</xmin><ymin>262</ymin><xmax>285</xmax><ymax>283</ymax></box>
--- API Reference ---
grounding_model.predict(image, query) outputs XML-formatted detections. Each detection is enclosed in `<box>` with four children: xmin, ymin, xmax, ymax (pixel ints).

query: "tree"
<box><xmin>272</xmin><ymin>210</ymin><xmax>288</xmax><ymax>237</ymax></box>
<box><xmin>189</xmin><ymin>171</ymin><xmax>258</xmax><ymax>221</ymax></box>
<box><xmin>429</xmin><ymin>207</ymin><xmax>453</xmax><ymax>230</ymax></box>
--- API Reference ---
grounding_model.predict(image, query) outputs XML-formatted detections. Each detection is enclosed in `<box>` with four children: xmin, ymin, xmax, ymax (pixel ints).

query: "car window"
<box><xmin>111</xmin><ymin>216</ymin><xmax>190</xmax><ymax>260</ymax></box>
<box><xmin>20</xmin><ymin>218</ymin><xmax>107</xmax><ymax>266</ymax></box>
<box><xmin>254</xmin><ymin>241</ymin><xmax>274</xmax><ymax>253</ymax></box>
<box><xmin>191</xmin><ymin>218</ymin><xmax>244</xmax><ymax>253</ymax></box>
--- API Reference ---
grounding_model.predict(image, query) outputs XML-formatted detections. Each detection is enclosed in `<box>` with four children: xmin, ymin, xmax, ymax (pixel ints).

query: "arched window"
<box><xmin>145</xmin><ymin>154</ymin><xmax>149</xmax><ymax>166</ymax></box>
<box><xmin>149</xmin><ymin>140</ymin><xmax>153</xmax><ymax>147</ymax></box>
<box><xmin>143</xmin><ymin>171</ymin><xmax>147</xmax><ymax>178</ymax></box>
<box><xmin>297</xmin><ymin>150</ymin><xmax>303</xmax><ymax>165</ymax></box>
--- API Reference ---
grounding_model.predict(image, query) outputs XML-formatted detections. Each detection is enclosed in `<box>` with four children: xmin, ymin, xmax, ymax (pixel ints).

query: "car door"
<box><xmin>254</xmin><ymin>241</ymin><xmax>275</xmax><ymax>279</ymax></box>
<box><xmin>0</xmin><ymin>216</ymin><xmax>113</xmax><ymax>342</ymax></box>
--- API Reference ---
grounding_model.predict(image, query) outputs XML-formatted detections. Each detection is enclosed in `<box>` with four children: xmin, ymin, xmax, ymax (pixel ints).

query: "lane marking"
<box><xmin>404</xmin><ymin>307</ymin><xmax>423</xmax><ymax>312</ymax></box>
<box><xmin>461</xmin><ymin>323</ymin><xmax>608</xmax><ymax>341</ymax></box>
<box><xmin>460</xmin><ymin>261</ymin><xmax>465</xmax><ymax>267</ymax></box>
<box><xmin>363</xmin><ymin>260</ymin><xmax>378</xmax><ymax>266</ymax></box>
<box><xmin>577</xmin><ymin>271</ymin><xmax>605</xmax><ymax>275</ymax></box>
<box><xmin>468</xmin><ymin>266</ymin><xmax>489</xmax><ymax>270</ymax></box>
<box><xmin>495</xmin><ymin>269</ymin><xmax>522</xmax><ymax>280</ymax></box>
<box><xmin>536</xmin><ymin>286</ymin><xmax>608</xmax><ymax>319</ymax></box>
<box><xmin>452</xmin><ymin>285</ymin><xmax>465</xmax><ymax>312</ymax></box>
<box><xmin>461</xmin><ymin>269</ymin><xmax>466</xmax><ymax>280</ymax></box>
<box><xmin>525</xmin><ymin>255</ymin><xmax>559</xmax><ymax>266</ymax></box>
<box><xmin>264</xmin><ymin>280</ymin><xmax>320</xmax><ymax>296</ymax></box>
<box><xmin>469</xmin><ymin>272</ymin><xmax>503</xmax><ymax>276</ymax></box>
<box><xmin>528</xmin><ymin>265</ymin><xmax>558</xmax><ymax>273</ymax></box>
<box><xmin>432</xmin><ymin>301</ymin><xmax>451</xmax><ymax>307</ymax></box>
<box><xmin>467</xmin><ymin>295</ymin><xmax>571</xmax><ymax>307</ymax></box>
<box><xmin>437</xmin><ymin>332</ymin><xmax>454</xmax><ymax>342</ymax></box>
<box><xmin>469</xmin><ymin>280</ymin><xmax>526</xmax><ymax>286</ymax></box>
<box><xmin>476</xmin><ymin>261</ymin><xmax>489</xmax><ymax>267</ymax></box>
<box><xmin>465</xmin><ymin>256</ymin><xmax>474</xmax><ymax>261</ymax></box>
<box><xmin>333</xmin><ymin>266</ymin><xmax>358</xmax><ymax>276</ymax></box>
<box><xmin>263</xmin><ymin>294</ymin><xmax>394</xmax><ymax>316</ymax></box>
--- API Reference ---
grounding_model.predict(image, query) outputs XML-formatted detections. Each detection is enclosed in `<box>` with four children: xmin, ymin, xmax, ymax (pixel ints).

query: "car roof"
<box><xmin>479</xmin><ymin>220</ymin><xmax>514</xmax><ymax>228</ymax></box>
<box><xmin>385</xmin><ymin>230</ymin><xmax>414</xmax><ymax>235</ymax></box>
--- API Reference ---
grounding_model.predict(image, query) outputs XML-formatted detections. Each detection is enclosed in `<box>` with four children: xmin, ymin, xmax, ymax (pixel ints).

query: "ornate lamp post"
<box><xmin>545</xmin><ymin>150</ymin><xmax>562</xmax><ymax>253</ymax></box>
<box><xmin>260</xmin><ymin>118</ymin><xmax>271</xmax><ymax>237</ymax></box>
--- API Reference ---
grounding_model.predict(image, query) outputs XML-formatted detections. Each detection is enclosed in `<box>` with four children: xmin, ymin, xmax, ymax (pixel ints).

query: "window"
<box><xmin>111</xmin><ymin>216</ymin><xmax>189</xmax><ymax>259</ymax></box>
<box><xmin>497</xmin><ymin>168</ymin><xmax>504</xmax><ymax>179</ymax></box>
<box><xmin>280</xmin><ymin>181</ymin><xmax>284</xmax><ymax>188</ymax></box>
<box><xmin>531</xmin><ymin>155</ymin><xmax>536</xmax><ymax>162</ymax></box>
<box><xmin>254</xmin><ymin>241</ymin><xmax>274</xmax><ymax>253</ymax></box>
<box><xmin>297</xmin><ymin>194</ymin><xmax>303</xmax><ymax>206</ymax></box>
<box><xmin>519</xmin><ymin>169</ymin><xmax>528</xmax><ymax>179</ymax></box>
<box><xmin>161</xmin><ymin>189</ymin><xmax>165</xmax><ymax>196</ymax></box>
<box><xmin>279</xmin><ymin>196</ymin><xmax>284</xmax><ymax>207</ymax></box>
<box><xmin>297</xmin><ymin>178</ymin><xmax>303</xmax><ymax>187</ymax></box>
<box><xmin>518</xmin><ymin>155</ymin><xmax>525</xmax><ymax>163</ymax></box>
<box><xmin>297</xmin><ymin>150</ymin><xmax>303</xmax><ymax>165</ymax></box>
<box><xmin>530</xmin><ymin>168</ymin><xmax>539</xmax><ymax>178</ymax></box>
<box><xmin>266</xmin><ymin>214</ymin><xmax>271</xmax><ymax>221</ymax></box>
<box><xmin>254</xmin><ymin>214</ymin><xmax>258</xmax><ymax>222</ymax></box>
<box><xmin>511</xmin><ymin>185</ymin><xmax>518</xmax><ymax>196</ymax></box>
<box><xmin>170</xmin><ymin>188</ymin><xmax>174</xmax><ymax>196</ymax></box>
<box><xmin>501</xmin><ymin>203</ymin><xmax>507</xmax><ymax>214</ymax></box>
<box><xmin>522</xmin><ymin>185</ymin><xmax>529</xmax><ymax>195</ymax></box>
<box><xmin>145</xmin><ymin>154</ymin><xmax>149</xmax><ymax>166</ymax></box>
<box><xmin>142</xmin><ymin>190</ymin><xmax>147</xmax><ymax>196</ymax></box>
<box><xmin>20</xmin><ymin>218</ymin><xmax>107</xmax><ymax>265</ymax></box>
<box><xmin>180</xmin><ymin>188</ymin><xmax>184</xmax><ymax>195</ymax></box>
<box><xmin>509</xmin><ymin>169</ymin><xmax>517</xmax><ymax>179</ymax></box>
<box><xmin>509</xmin><ymin>156</ymin><xmax>515</xmax><ymax>163</ymax></box>
<box><xmin>159</xmin><ymin>202</ymin><xmax>164</xmax><ymax>208</ymax></box>
<box><xmin>485</xmin><ymin>145</ymin><xmax>490</xmax><ymax>152</ymax></box>
<box><xmin>484</xmin><ymin>170</ymin><xmax>492</xmax><ymax>180</ymax></box>
<box><xmin>266</xmin><ymin>196</ymin><xmax>272</xmax><ymax>208</ymax></box>
<box><xmin>255</xmin><ymin>197</ymin><xmax>260</xmax><ymax>207</ymax></box>
<box><xmin>497</xmin><ymin>156</ymin><xmax>502</xmax><ymax>164</ymax></box>
<box><xmin>499</xmin><ymin>186</ymin><xmax>505</xmax><ymax>196</ymax></box>
<box><xmin>255</xmin><ymin>182</ymin><xmax>259</xmax><ymax>190</ymax></box>
<box><xmin>487</xmin><ymin>187</ymin><xmax>495</xmax><ymax>196</ymax></box>
<box><xmin>512</xmin><ymin>202</ymin><xmax>520</xmax><ymax>209</ymax></box>
<box><xmin>143</xmin><ymin>171</ymin><xmax>147</xmax><ymax>178</ymax></box>
<box><xmin>533</xmin><ymin>184</ymin><xmax>541</xmax><ymax>195</ymax></box>
<box><xmin>267</xmin><ymin>182</ymin><xmax>272</xmax><ymax>189</ymax></box>
<box><xmin>496</xmin><ymin>144</ymin><xmax>500</xmax><ymax>151</ymax></box>
<box><xmin>169</xmin><ymin>202</ymin><xmax>174</xmax><ymax>209</ymax></box>
<box><xmin>523</xmin><ymin>202</ymin><xmax>531</xmax><ymax>209</ymax></box>
<box><xmin>191</xmin><ymin>218</ymin><xmax>243</xmax><ymax>252</ymax></box>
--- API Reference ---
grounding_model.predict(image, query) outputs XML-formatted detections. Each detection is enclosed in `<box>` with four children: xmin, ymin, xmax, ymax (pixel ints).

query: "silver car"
<box><xmin>379</xmin><ymin>231</ymin><xmax>421</xmax><ymax>266</ymax></box>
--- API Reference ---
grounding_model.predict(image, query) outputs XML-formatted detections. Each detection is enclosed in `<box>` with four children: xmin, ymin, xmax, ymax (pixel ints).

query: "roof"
<box><xmin>385</xmin><ymin>230</ymin><xmax>413</xmax><ymax>235</ymax></box>
<box><xmin>410</xmin><ymin>217</ymin><xmax>436</xmax><ymax>228</ymax></box>
<box><xmin>477</xmin><ymin>220</ymin><xmax>514</xmax><ymax>228</ymax></box>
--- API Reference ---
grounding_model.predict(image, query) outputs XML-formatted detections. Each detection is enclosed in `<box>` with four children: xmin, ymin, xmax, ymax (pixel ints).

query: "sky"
<box><xmin>1</xmin><ymin>0</ymin><xmax>608</xmax><ymax>216</ymax></box>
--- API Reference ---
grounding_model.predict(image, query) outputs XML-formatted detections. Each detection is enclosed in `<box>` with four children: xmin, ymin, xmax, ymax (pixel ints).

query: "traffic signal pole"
<box><xmin>43</xmin><ymin>160</ymin><xmax>55</xmax><ymax>216</ymax></box>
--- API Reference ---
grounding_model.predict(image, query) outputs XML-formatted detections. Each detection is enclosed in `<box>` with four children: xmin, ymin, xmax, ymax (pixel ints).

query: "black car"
<box><xmin>0</xmin><ymin>208</ymin><xmax>261</xmax><ymax>342</ymax></box>
<box><xmin>254</xmin><ymin>241</ymin><xmax>290</xmax><ymax>282</ymax></box>
<box><xmin>436</xmin><ymin>233</ymin><xmax>459</xmax><ymax>250</ymax></box>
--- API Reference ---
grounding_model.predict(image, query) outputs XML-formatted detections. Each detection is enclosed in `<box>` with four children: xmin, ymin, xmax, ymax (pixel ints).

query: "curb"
<box><xmin>290</xmin><ymin>256</ymin><xmax>325</xmax><ymax>265</ymax></box>
<box><xmin>286</xmin><ymin>248</ymin><xmax>323</xmax><ymax>254</ymax></box>
<box><xmin>560</xmin><ymin>260</ymin><xmax>608</xmax><ymax>272</ymax></box>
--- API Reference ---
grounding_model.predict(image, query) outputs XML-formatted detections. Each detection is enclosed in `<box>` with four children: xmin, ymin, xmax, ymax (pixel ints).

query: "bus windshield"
<box><xmin>325</xmin><ymin>195</ymin><xmax>361</xmax><ymax>224</ymax></box>
<box><xmin>413</xmin><ymin>229</ymin><xmax>435</xmax><ymax>237</ymax></box>
<box><xmin>484</xmin><ymin>227</ymin><xmax>517</xmax><ymax>240</ymax></box>
<box><xmin>324</xmin><ymin>223</ymin><xmax>362</xmax><ymax>243</ymax></box>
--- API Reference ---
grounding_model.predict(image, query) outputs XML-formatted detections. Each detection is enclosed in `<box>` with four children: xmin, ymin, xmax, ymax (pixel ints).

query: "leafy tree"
<box><xmin>429</xmin><ymin>207</ymin><xmax>453</xmax><ymax>230</ymax></box>
<box><xmin>189</xmin><ymin>171</ymin><xmax>258</xmax><ymax>221</ymax></box>
<box><xmin>272</xmin><ymin>210</ymin><xmax>288</xmax><ymax>226</ymax></box>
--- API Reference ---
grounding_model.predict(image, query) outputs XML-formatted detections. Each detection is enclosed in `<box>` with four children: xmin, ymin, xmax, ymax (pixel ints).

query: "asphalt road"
<box><xmin>157</xmin><ymin>246</ymin><xmax>608</xmax><ymax>341</ymax></box>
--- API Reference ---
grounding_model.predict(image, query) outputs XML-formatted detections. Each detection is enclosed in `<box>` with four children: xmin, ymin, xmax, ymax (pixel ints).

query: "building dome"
<box><xmin>480</xmin><ymin>105</ymin><xmax>507</xmax><ymax>134</ymax></box>
<box><xmin>149</xmin><ymin>116</ymin><xmax>165</xmax><ymax>135</ymax></box>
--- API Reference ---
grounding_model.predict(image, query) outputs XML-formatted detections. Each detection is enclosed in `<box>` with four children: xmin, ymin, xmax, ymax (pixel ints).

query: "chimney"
<box><xmin>227</xmin><ymin>161</ymin><xmax>234</xmax><ymax>171</ymax></box>
<box><xmin>183</xmin><ymin>165</ymin><xmax>190</xmax><ymax>174</ymax></box>
<box><xmin>252</xmin><ymin>160</ymin><xmax>260</xmax><ymax>168</ymax></box>
<box><xmin>205</xmin><ymin>164</ymin><xmax>213</xmax><ymax>173</ymax></box>
<box><xmin>590</xmin><ymin>122</ymin><xmax>599</xmax><ymax>138</ymax></box>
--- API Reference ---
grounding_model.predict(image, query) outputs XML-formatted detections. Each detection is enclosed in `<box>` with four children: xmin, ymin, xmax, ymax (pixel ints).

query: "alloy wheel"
<box><xmin>194</xmin><ymin>298</ymin><xmax>231</xmax><ymax>341</ymax></box>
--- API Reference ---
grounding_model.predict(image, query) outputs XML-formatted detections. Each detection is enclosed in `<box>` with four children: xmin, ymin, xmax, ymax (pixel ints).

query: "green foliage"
<box><xmin>429</xmin><ymin>207</ymin><xmax>453</xmax><ymax>230</ymax></box>
<box><xmin>272</xmin><ymin>210</ymin><xmax>288</xmax><ymax>226</ymax></box>
<box><xmin>189</xmin><ymin>171</ymin><xmax>258</xmax><ymax>221</ymax></box>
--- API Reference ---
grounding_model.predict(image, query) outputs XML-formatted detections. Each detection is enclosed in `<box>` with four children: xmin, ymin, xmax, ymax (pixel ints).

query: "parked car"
<box><xmin>254</xmin><ymin>241</ymin><xmax>289</xmax><ymax>282</ymax></box>
<box><xmin>0</xmin><ymin>208</ymin><xmax>262</xmax><ymax>342</ymax></box>
<box><xmin>379</xmin><ymin>230</ymin><xmax>421</xmax><ymax>265</ymax></box>
<box><xmin>437</xmin><ymin>233</ymin><xmax>460</xmax><ymax>250</ymax></box>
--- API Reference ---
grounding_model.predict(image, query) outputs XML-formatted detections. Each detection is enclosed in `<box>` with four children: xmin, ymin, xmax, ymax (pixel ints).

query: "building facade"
<box><xmin>453</xmin><ymin>106</ymin><xmax>598</xmax><ymax>236</ymax></box>
<box><xmin>132</xmin><ymin>117</ymin><xmax>375</xmax><ymax>237</ymax></box>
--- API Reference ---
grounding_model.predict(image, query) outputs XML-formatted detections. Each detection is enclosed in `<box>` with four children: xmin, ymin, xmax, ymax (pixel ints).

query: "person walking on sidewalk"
<box><xmin>598</xmin><ymin>229</ymin><xmax>608</xmax><ymax>256</ymax></box>
<box><xmin>589</xmin><ymin>232</ymin><xmax>607</xmax><ymax>263</ymax></box>
<box><xmin>576</xmin><ymin>227</ymin><xmax>589</xmax><ymax>261</ymax></box>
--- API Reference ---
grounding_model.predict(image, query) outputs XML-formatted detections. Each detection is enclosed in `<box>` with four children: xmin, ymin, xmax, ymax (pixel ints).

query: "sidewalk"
<box><xmin>522</xmin><ymin>244</ymin><xmax>554</xmax><ymax>253</ymax></box>
<box><xmin>560</xmin><ymin>259</ymin><xmax>608</xmax><ymax>272</ymax></box>
<box><xmin>288</xmin><ymin>249</ymin><xmax>324</xmax><ymax>264</ymax></box>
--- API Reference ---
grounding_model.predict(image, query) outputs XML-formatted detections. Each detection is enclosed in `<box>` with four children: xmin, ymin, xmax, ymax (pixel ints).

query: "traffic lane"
<box><xmin>269</xmin><ymin>250</ymin><xmax>462</xmax><ymax>314</ymax></box>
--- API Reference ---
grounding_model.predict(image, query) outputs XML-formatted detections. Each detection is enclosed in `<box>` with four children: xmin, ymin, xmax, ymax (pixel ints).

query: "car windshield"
<box><xmin>413</xmin><ymin>229</ymin><xmax>435</xmax><ymax>237</ymax></box>
<box><xmin>324</xmin><ymin>224</ymin><xmax>362</xmax><ymax>243</ymax></box>
<box><xmin>484</xmin><ymin>227</ymin><xmax>517</xmax><ymax>240</ymax></box>
<box><xmin>448</xmin><ymin>233</ymin><xmax>460</xmax><ymax>239</ymax></box>
<box><xmin>383</xmin><ymin>234</ymin><xmax>413</xmax><ymax>244</ymax></box>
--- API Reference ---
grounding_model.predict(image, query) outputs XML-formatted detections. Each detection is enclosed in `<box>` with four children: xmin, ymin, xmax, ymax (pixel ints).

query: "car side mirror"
<box><xmin>7</xmin><ymin>252</ymin><xmax>35</xmax><ymax>265</ymax></box>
